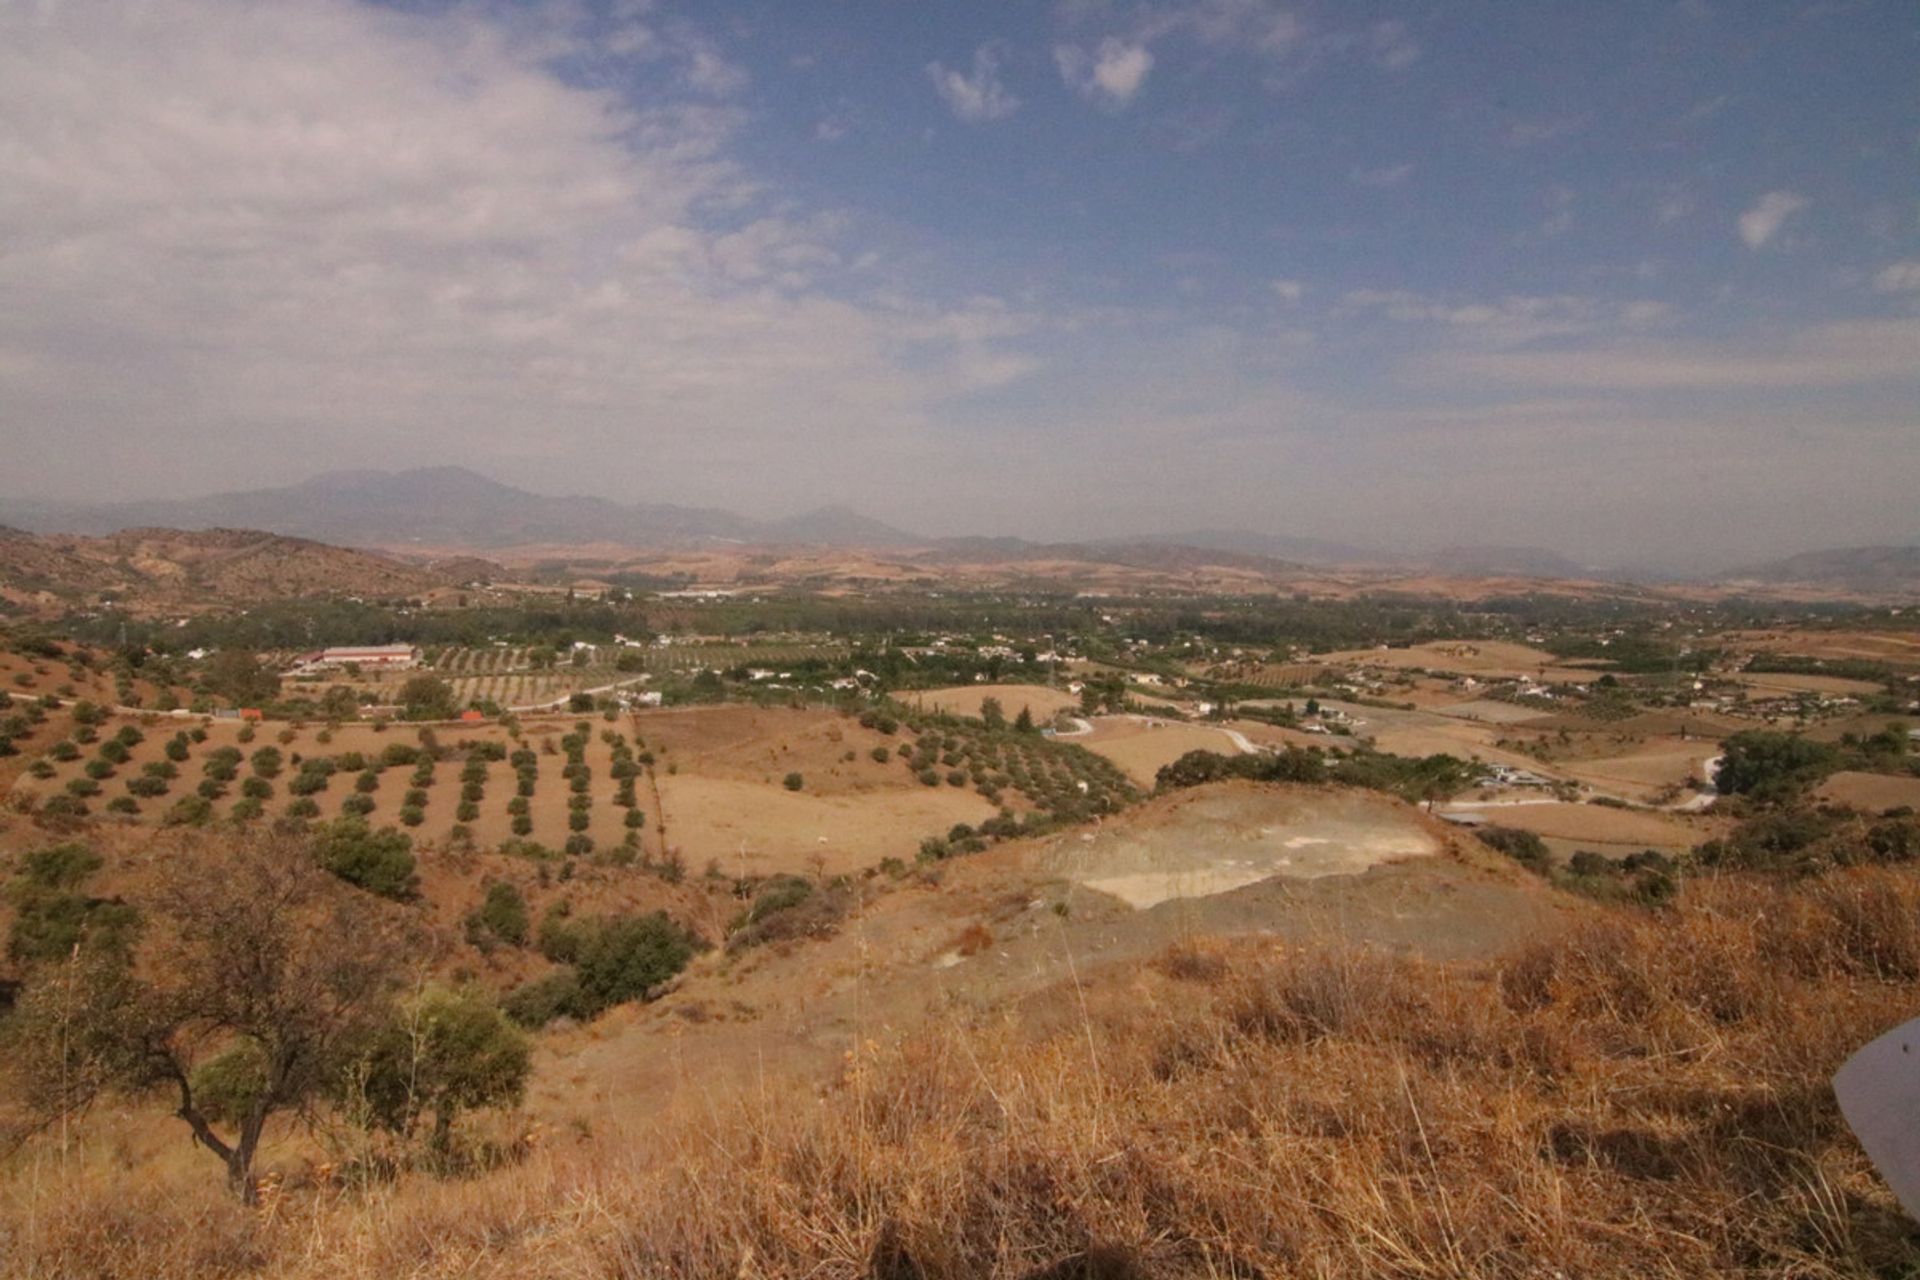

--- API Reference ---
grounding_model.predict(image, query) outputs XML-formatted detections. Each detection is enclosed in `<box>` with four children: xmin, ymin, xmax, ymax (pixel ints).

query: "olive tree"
<box><xmin>4</xmin><ymin>835</ymin><xmax>411</xmax><ymax>1201</ymax></box>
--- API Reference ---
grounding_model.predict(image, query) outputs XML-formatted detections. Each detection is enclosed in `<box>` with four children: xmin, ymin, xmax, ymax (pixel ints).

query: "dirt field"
<box><xmin>1727</xmin><ymin>629</ymin><xmax>1920</xmax><ymax>668</ymax></box>
<box><xmin>1733</xmin><ymin>672</ymin><xmax>1888</xmax><ymax>698</ymax></box>
<box><xmin>1437</xmin><ymin>800</ymin><xmax>1715</xmax><ymax>852</ymax></box>
<box><xmin>1429</xmin><ymin>698</ymin><xmax>1553</xmax><ymax>725</ymax></box>
<box><xmin>1075</xmin><ymin>717</ymin><xmax>1253</xmax><ymax>785</ymax></box>
<box><xmin>905</xmin><ymin>683</ymin><xmax>1080</xmax><ymax>721</ymax></box>
<box><xmin>1551</xmin><ymin>742</ymin><xmax>1716</xmax><ymax>801</ymax></box>
<box><xmin>1815</xmin><ymin>770</ymin><xmax>1920</xmax><ymax>812</ymax></box>
<box><xmin>653</xmin><ymin>774</ymin><xmax>994</xmax><ymax>876</ymax></box>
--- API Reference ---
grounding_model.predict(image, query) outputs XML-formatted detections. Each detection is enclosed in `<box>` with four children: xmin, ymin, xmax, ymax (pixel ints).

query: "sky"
<box><xmin>1</xmin><ymin>0</ymin><xmax>1917</xmax><ymax>569</ymax></box>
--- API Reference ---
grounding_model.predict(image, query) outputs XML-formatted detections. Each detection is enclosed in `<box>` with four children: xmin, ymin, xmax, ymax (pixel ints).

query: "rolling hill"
<box><xmin>0</xmin><ymin>526</ymin><xmax>455</xmax><ymax>612</ymax></box>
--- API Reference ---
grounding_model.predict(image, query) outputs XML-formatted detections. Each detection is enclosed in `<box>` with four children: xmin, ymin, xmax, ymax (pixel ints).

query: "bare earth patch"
<box><xmin>1033</xmin><ymin>783</ymin><xmax>1441</xmax><ymax>908</ymax></box>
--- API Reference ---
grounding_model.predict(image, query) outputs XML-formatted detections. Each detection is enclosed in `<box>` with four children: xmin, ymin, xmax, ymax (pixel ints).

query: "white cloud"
<box><xmin>1738</xmin><ymin>191</ymin><xmax>1808</xmax><ymax>249</ymax></box>
<box><xmin>1427</xmin><ymin>319</ymin><xmax>1920</xmax><ymax>391</ymax></box>
<box><xmin>1351</xmin><ymin>163</ymin><xmax>1413</xmax><ymax>188</ymax></box>
<box><xmin>1873</xmin><ymin>260</ymin><xmax>1920</xmax><ymax>292</ymax></box>
<box><xmin>928</xmin><ymin>46</ymin><xmax>1020</xmax><ymax>122</ymax></box>
<box><xmin>1055</xmin><ymin>39</ymin><xmax>1154</xmax><ymax>106</ymax></box>
<box><xmin>1340</xmin><ymin>290</ymin><xmax>1602</xmax><ymax>346</ymax></box>
<box><xmin>0</xmin><ymin>0</ymin><xmax>1041</xmax><ymax>505</ymax></box>
<box><xmin>1367</xmin><ymin>20</ymin><xmax>1421</xmax><ymax>69</ymax></box>
<box><xmin>1271</xmin><ymin>279</ymin><xmax>1305</xmax><ymax>302</ymax></box>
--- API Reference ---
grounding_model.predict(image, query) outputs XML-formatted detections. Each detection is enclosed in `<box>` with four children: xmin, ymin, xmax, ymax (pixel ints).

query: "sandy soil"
<box><xmin>1815</xmin><ymin>771</ymin><xmax>1920</xmax><ymax>813</ymax></box>
<box><xmin>906</xmin><ymin>683</ymin><xmax>1080</xmax><ymax>722</ymax></box>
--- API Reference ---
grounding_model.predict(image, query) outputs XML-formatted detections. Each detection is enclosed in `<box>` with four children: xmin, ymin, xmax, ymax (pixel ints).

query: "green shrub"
<box><xmin>470</xmin><ymin>882</ymin><xmax>529</xmax><ymax>947</ymax></box>
<box><xmin>164</xmin><ymin>794</ymin><xmax>213</xmax><ymax>826</ymax></box>
<box><xmin>1478</xmin><ymin>825</ymin><xmax>1551</xmax><ymax>873</ymax></box>
<box><xmin>313</xmin><ymin>818</ymin><xmax>417</xmax><ymax>899</ymax></box>
<box><xmin>783</xmin><ymin>772</ymin><xmax>804</xmax><ymax>792</ymax></box>
<box><xmin>503</xmin><ymin>970</ymin><xmax>590</xmax><ymax>1028</ymax></box>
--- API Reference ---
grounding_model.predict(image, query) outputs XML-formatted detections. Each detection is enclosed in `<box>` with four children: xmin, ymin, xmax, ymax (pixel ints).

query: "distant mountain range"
<box><xmin>2</xmin><ymin>468</ymin><xmax>1914</xmax><ymax>593</ymax></box>
<box><xmin>1727</xmin><ymin>545</ymin><xmax>1920</xmax><ymax>593</ymax></box>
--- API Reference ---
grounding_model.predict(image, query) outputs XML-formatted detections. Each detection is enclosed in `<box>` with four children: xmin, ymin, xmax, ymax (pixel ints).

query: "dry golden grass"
<box><xmin>6</xmin><ymin>869</ymin><xmax>1920</xmax><ymax>1278</ymax></box>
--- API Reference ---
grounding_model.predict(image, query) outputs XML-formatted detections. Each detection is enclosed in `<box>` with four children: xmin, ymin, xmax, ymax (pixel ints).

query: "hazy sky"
<box><xmin>2</xmin><ymin>0</ymin><xmax>1917</xmax><ymax>567</ymax></box>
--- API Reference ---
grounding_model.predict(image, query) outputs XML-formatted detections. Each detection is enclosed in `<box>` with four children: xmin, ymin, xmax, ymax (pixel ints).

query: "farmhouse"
<box><xmin>290</xmin><ymin>644</ymin><xmax>421</xmax><ymax>673</ymax></box>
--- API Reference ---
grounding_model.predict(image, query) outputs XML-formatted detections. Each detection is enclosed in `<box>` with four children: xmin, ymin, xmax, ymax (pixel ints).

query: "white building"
<box><xmin>291</xmin><ymin>644</ymin><xmax>420</xmax><ymax>673</ymax></box>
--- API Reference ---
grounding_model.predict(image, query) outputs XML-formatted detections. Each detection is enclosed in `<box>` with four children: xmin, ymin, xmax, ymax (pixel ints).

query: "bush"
<box><xmin>398</xmin><ymin>805</ymin><xmax>425</xmax><ymax>827</ymax></box>
<box><xmin>1478</xmin><ymin>825</ymin><xmax>1551</xmax><ymax>874</ymax></box>
<box><xmin>285</xmin><ymin>797</ymin><xmax>321</xmax><ymax>820</ymax></box>
<box><xmin>456</xmin><ymin>800</ymin><xmax>480</xmax><ymax>823</ymax></box>
<box><xmin>240</xmin><ymin>776</ymin><xmax>273</xmax><ymax>800</ymax></box>
<box><xmin>511</xmin><ymin>814</ymin><xmax>533</xmax><ymax>837</ymax></box>
<box><xmin>783</xmin><ymin>772</ymin><xmax>804</xmax><ymax>791</ymax></box>
<box><xmin>571</xmin><ymin>913</ymin><xmax>697</xmax><ymax>1011</ymax></box>
<box><xmin>471</xmin><ymin>882</ymin><xmax>529</xmax><ymax>947</ymax></box>
<box><xmin>503</xmin><ymin>969</ymin><xmax>591</xmax><ymax>1028</ymax></box>
<box><xmin>164</xmin><ymin>794</ymin><xmax>213</xmax><ymax>826</ymax></box>
<box><xmin>340</xmin><ymin>793</ymin><xmax>375</xmax><ymax>817</ymax></box>
<box><xmin>313</xmin><ymin>818</ymin><xmax>417</xmax><ymax>899</ymax></box>
<box><xmin>126</xmin><ymin>775</ymin><xmax>169</xmax><ymax>798</ymax></box>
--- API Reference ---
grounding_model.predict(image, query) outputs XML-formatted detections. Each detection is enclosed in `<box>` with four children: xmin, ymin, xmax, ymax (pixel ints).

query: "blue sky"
<box><xmin>1</xmin><ymin>0</ymin><xmax>1916</xmax><ymax>567</ymax></box>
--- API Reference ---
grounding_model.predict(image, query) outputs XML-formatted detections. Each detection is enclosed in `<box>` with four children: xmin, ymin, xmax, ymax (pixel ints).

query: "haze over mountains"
<box><xmin>2</xmin><ymin>467</ymin><xmax>1914</xmax><ymax>592</ymax></box>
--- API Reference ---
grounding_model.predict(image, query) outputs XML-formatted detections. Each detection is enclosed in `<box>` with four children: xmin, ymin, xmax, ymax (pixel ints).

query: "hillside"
<box><xmin>0</xmin><ymin>526</ymin><xmax>451</xmax><ymax>612</ymax></box>
<box><xmin>1729</xmin><ymin>545</ymin><xmax>1920</xmax><ymax>593</ymax></box>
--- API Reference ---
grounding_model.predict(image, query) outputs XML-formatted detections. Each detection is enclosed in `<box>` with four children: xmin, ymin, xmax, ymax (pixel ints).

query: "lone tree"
<box><xmin>357</xmin><ymin>985</ymin><xmax>530</xmax><ymax>1158</ymax></box>
<box><xmin>5</xmin><ymin>835</ymin><xmax>413</xmax><ymax>1201</ymax></box>
<box><xmin>202</xmin><ymin>649</ymin><xmax>280</xmax><ymax>708</ymax></box>
<box><xmin>397</xmin><ymin>675</ymin><xmax>457</xmax><ymax>721</ymax></box>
